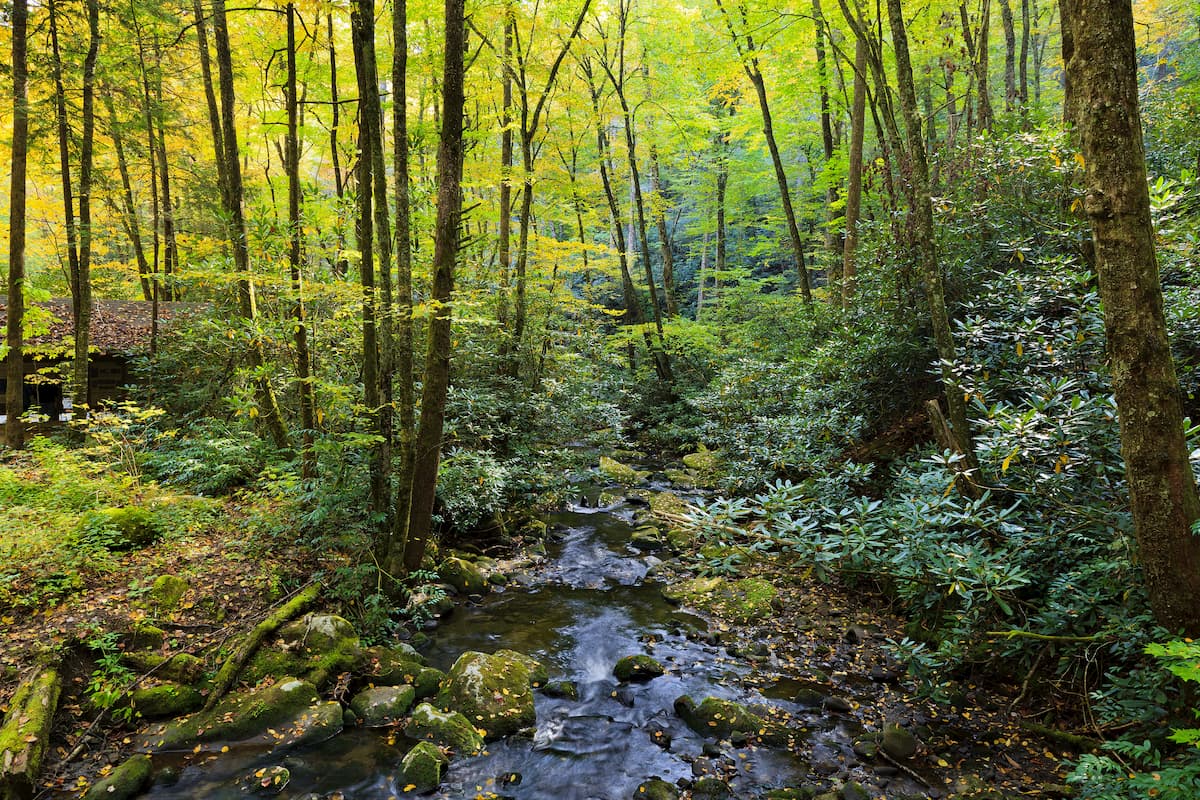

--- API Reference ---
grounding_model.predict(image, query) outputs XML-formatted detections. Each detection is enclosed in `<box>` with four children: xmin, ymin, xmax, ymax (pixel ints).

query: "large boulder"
<box><xmin>404</xmin><ymin>702</ymin><xmax>484</xmax><ymax>753</ymax></box>
<box><xmin>661</xmin><ymin>577</ymin><xmax>777</xmax><ymax>625</ymax></box>
<box><xmin>131</xmin><ymin>683</ymin><xmax>203</xmax><ymax>719</ymax></box>
<box><xmin>349</xmin><ymin>685</ymin><xmax>415</xmax><ymax>727</ymax></box>
<box><xmin>494</xmin><ymin>649</ymin><xmax>548</xmax><ymax>686</ymax></box>
<box><xmin>244</xmin><ymin>614</ymin><xmax>361</xmax><ymax>688</ymax></box>
<box><xmin>440</xmin><ymin>556</ymin><xmax>487</xmax><ymax>595</ymax></box>
<box><xmin>139</xmin><ymin>678</ymin><xmax>341</xmax><ymax>752</ymax></box>
<box><xmin>83</xmin><ymin>755</ymin><xmax>153</xmax><ymax>800</ymax></box>
<box><xmin>401</xmin><ymin>741</ymin><xmax>449</xmax><ymax>793</ymax></box>
<box><xmin>599</xmin><ymin>457</ymin><xmax>648</xmax><ymax>485</ymax></box>
<box><xmin>674</xmin><ymin>696</ymin><xmax>793</xmax><ymax>747</ymax></box>
<box><xmin>436</xmin><ymin>650</ymin><xmax>540</xmax><ymax>739</ymax></box>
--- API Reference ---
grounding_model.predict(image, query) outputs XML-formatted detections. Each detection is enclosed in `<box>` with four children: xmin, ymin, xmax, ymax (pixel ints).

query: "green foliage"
<box><xmin>85</xmin><ymin>630</ymin><xmax>137</xmax><ymax>724</ymax></box>
<box><xmin>435</xmin><ymin>449</ymin><xmax>508</xmax><ymax>531</ymax></box>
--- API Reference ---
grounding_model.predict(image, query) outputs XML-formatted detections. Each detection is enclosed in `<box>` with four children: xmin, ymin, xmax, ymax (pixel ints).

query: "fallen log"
<box><xmin>0</xmin><ymin>659</ymin><xmax>63</xmax><ymax>800</ymax></box>
<box><xmin>203</xmin><ymin>582</ymin><xmax>320</xmax><ymax>711</ymax></box>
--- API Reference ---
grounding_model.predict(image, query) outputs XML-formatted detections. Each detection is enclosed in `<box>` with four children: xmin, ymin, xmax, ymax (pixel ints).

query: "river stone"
<box><xmin>674</xmin><ymin>695</ymin><xmax>790</xmax><ymax>746</ymax></box>
<box><xmin>149</xmin><ymin>574</ymin><xmax>189</xmax><ymax>611</ymax></box>
<box><xmin>636</xmin><ymin>778</ymin><xmax>680</xmax><ymax>800</ymax></box>
<box><xmin>83</xmin><ymin>754</ymin><xmax>152</xmax><ymax>800</ymax></box>
<box><xmin>349</xmin><ymin>685</ymin><xmax>415</xmax><ymax>727</ymax></box>
<box><xmin>661</xmin><ymin>577</ymin><xmax>777</xmax><ymax>625</ymax></box>
<box><xmin>280</xmin><ymin>614</ymin><xmax>359</xmax><ymax>652</ymax></box>
<box><xmin>359</xmin><ymin>645</ymin><xmax>424</xmax><ymax>686</ymax></box>
<box><xmin>881</xmin><ymin>723</ymin><xmax>918</xmax><ymax>760</ymax></box>
<box><xmin>599</xmin><ymin>456</ymin><xmax>648</xmax><ymax>485</ymax></box>
<box><xmin>140</xmin><ymin>677</ymin><xmax>321</xmax><ymax>750</ymax></box>
<box><xmin>613</xmin><ymin>654</ymin><xmax>666</xmax><ymax>683</ymax></box>
<box><xmin>402</xmin><ymin>741</ymin><xmax>449</xmax><ymax>793</ymax></box>
<box><xmin>441</xmin><ymin>556</ymin><xmax>487</xmax><ymax>595</ymax></box>
<box><xmin>542</xmin><ymin>680</ymin><xmax>579</xmax><ymax>700</ymax></box>
<box><xmin>405</xmin><ymin>702</ymin><xmax>484</xmax><ymax>753</ymax></box>
<box><xmin>437</xmin><ymin>650</ymin><xmax>537</xmax><ymax>739</ymax></box>
<box><xmin>692</xmin><ymin>777</ymin><xmax>732</xmax><ymax>798</ymax></box>
<box><xmin>682</xmin><ymin>445</ymin><xmax>719</xmax><ymax>479</ymax></box>
<box><xmin>237</xmin><ymin>765</ymin><xmax>290</xmax><ymax>794</ymax></box>
<box><xmin>840</xmin><ymin>781</ymin><xmax>870</xmax><ymax>800</ymax></box>
<box><xmin>131</xmin><ymin>682</ymin><xmax>203</xmax><ymax>719</ymax></box>
<box><xmin>630</xmin><ymin>526</ymin><xmax>665</xmax><ymax>551</ymax></box>
<box><xmin>495</xmin><ymin>649</ymin><xmax>548</xmax><ymax>686</ymax></box>
<box><xmin>765</xmin><ymin>791</ymin><xmax>817</xmax><ymax>800</ymax></box>
<box><xmin>414</xmin><ymin>667</ymin><xmax>446</xmax><ymax>699</ymax></box>
<box><xmin>128</xmin><ymin>622</ymin><xmax>165</xmax><ymax>650</ymax></box>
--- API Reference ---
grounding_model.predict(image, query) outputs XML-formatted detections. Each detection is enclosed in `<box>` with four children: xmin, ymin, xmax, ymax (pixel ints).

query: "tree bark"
<box><xmin>842</xmin><ymin>36</ymin><xmax>867</xmax><ymax>306</ymax></box>
<box><xmin>887</xmin><ymin>0</ymin><xmax>977</xmax><ymax>471</ymax></box>
<box><xmin>212</xmin><ymin>0</ymin><xmax>291</xmax><ymax>450</ymax></box>
<box><xmin>1065</xmin><ymin>0</ymin><xmax>1200</xmax><ymax>635</ymax></box>
<box><xmin>154</xmin><ymin>43</ymin><xmax>180</xmax><ymax>302</ymax></box>
<box><xmin>497</xmin><ymin>6</ymin><xmax>514</xmax><ymax>341</ymax></box>
<box><xmin>648</xmin><ymin>143</ymin><xmax>678</xmax><ymax>317</ymax></box>
<box><xmin>50</xmin><ymin>0</ymin><xmax>81</xmax><ymax>307</ymax></box>
<box><xmin>403</xmin><ymin>0</ymin><xmax>467</xmax><ymax>572</ymax></box>
<box><xmin>105</xmin><ymin>93</ymin><xmax>153</xmax><ymax>302</ymax></box>
<box><xmin>73</xmin><ymin>0</ymin><xmax>100</xmax><ymax>413</ymax></box>
<box><xmin>1000</xmin><ymin>0</ymin><xmax>1017</xmax><ymax>112</ymax></box>
<box><xmin>5</xmin><ymin>0</ymin><xmax>29</xmax><ymax>449</ymax></box>
<box><xmin>193</xmin><ymin>0</ymin><xmax>229</xmax><ymax>206</ymax></box>
<box><xmin>814</xmin><ymin>0</ymin><xmax>842</xmax><ymax>275</ymax></box>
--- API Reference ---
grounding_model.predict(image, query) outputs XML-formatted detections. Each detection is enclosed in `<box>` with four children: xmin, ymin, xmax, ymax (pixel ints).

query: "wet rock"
<box><xmin>630</xmin><ymin>525</ymin><xmax>665</xmax><ymax>551</ymax></box>
<box><xmin>237</xmin><ymin>765</ymin><xmax>290</xmax><ymax>795</ymax></box>
<box><xmin>244</xmin><ymin>614</ymin><xmax>361</xmax><ymax>689</ymax></box>
<box><xmin>674</xmin><ymin>695</ymin><xmax>790</xmax><ymax>746</ymax></box>
<box><xmin>437</xmin><ymin>650</ymin><xmax>537</xmax><ymax>739</ymax></box>
<box><xmin>692</xmin><ymin>776</ymin><xmax>732</xmax><ymax>798</ymax></box>
<box><xmin>413</xmin><ymin>667</ymin><xmax>445</xmax><ymax>699</ymax></box>
<box><xmin>349</xmin><ymin>685</ymin><xmax>415</xmax><ymax>727</ymax></box>
<box><xmin>869</xmin><ymin>665</ymin><xmax>901</xmax><ymax>684</ymax></box>
<box><xmin>840</xmin><ymin>781</ymin><xmax>870</xmax><ymax>800</ymax></box>
<box><xmin>614</xmin><ymin>687</ymin><xmax>636</xmax><ymax>707</ymax></box>
<box><xmin>149</xmin><ymin>574</ymin><xmax>188</xmax><ymax>611</ymax></box>
<box><xmin>82</xmin><ymin>754</ymin><xmax>152</xmax><ymax>800</ymax></box>
<box><xmin>852</xmin><ymin>738</ymin><xmax>878</xmax><ymax>760</ymax></box>
<box><xmin>495</xmin><ymin>648</ymin><xmax>548</xmax><ymax>686</ymax></box>
<box><xmin>636</xmin><ymin>778</ymin><xmax>679</xmax><ymax>800</ymax></box>
<box><xmin>358</xmin><ymin>645</ymin><xmax>425</xmax><ymax>687</ymax></box>
<box><xmin>405</xmin><ymin>702</ymin><xmax>484</xmax><ymax>753</ymax></box>
<box><xmin>599</xmin><ymin>456</ymin><xmax>649</xmax><ymax>485</ymax></box>
<box><xmin>401</xmin><ymin>740</ymin><xmax>449</xmax><ymax>793</ymax></box>
<box><xmin>823</xmin><ymin>696</ymin><xmax>853</xmax><ymax>714</ymax></box>
<box><xmin>681</xmin><ymin>445</ymin><xmax>719</xmax><ymax>481</ymax></box>
<box><xmin>440</xmin><ymin>556</ymin><xmax>488</xmax><ymax>595</ymax></box>
<box><xmin>542</xmin><ymin>680</ymin><xmax>579</xmax><ymax>700</ymax></box>
<box><xmin>843</xmin><ymin>626</ymin><xmax>869</xmax><ymax>645</ymax></box>
<box><xmin>140</xmin><ymin>678</ymin><xmax>337</xmax><ymax>751</ymax></box>
<box><xmin>647</xmin><ymin>723</ymin><xmax>672</xmax><ymax>750</ymax></box>
<box><xmin>614</xmin><ymin>654</ymin><xmax>665</xmax><ymax>683</ymax></box>
<box><xmin>661</xmin><ymin>577</ymin><xmax>777</xmax><ymax>624</ymax></box>
<box><xmin>881</xmin><ymin>723</ymin><xmax>918</xmax><ymax>760</ymax></box>
<box><xmin>765</xmin><ymin>790</ymin><xmax>817</xmax><ymax>800</ymax></box>
<box><xmin>131</xmin><ymin>683</ymin><xmax>203</xmax><ymax>719</ymax></box>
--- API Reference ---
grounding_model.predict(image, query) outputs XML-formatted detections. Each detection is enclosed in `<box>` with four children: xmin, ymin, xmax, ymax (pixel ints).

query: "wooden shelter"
<box><xmin>0</xmin><ymin>299</ymin><xmax>202</xmax><ymax>421</ymax></box>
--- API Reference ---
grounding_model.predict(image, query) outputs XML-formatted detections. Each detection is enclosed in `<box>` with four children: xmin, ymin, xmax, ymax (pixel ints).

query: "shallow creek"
<box><xmin>132</xmin><ymin>485</ymin><xmax>928</xmax><ymax>799</ymax></box>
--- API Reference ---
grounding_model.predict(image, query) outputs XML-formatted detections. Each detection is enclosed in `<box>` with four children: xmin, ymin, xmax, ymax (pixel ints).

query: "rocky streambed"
<box><xmin>65</xmin><ymin>466</ymin><xmax>1062</xmax><ymax>800</ymax></box>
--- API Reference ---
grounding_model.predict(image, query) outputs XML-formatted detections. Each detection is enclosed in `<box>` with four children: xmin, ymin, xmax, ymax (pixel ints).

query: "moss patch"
<box><xmin>662</xmin><ymin>576</ymin><xmax>777</xmax><ymax>625</ymax></box>
<box><xmin>401</xmin><ymin>740</ymin><xmax>449</xmax><ymax>793</ymax></box>
<box><xmin>405</xmin><ymin>702</ymin><xmax>484</xmax><ymax>753</ymax></box>
<box><xmin>82</xmin><ymin>754</ymin><xmax>153</xmax><ymax>800</ymax></box>
<box><xmin>436</xmin><ymin>651</ymin><xmax>536</xmax><ymax>740</ymax></box>
<box><xmin>599</xmin><ymin>456</ymin><xmax>648</xmax><ymax>485</ymax></box>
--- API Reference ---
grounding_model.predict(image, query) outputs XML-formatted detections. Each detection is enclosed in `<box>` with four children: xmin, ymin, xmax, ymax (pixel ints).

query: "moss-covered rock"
<box><xmin>682</xmin><ymin>445</ymin><xmax>719</xmax><ymax>478</ymax></box>
<box><xmin>349</xmin><ymin>685</ymin><xmax>415</xmax><ymax>727</ymax></box>
<box><xmin>613</xmin><ymin>655</ymin><xmax>666</xmax><ymax>683</ymax></box>
<box><xmin>237</xmin><ymin>765</ymin><xmax>291</xmax><ymax>795</ymax></box>
<box><xmin>542</xmin><ymin>680</ymin><xmax>579</xmax><ymax>700</ymax></box>
<box><xmin>401</xmin><ymin>740</ymin><xmax>449</xmax><ymax>793</ymax></box>
<box><xmin>692</xmin><ymin>777</ymin><xmax>732</xmax><ymax>798</ymax></box>
<box><xmin>635</xmin><ymin>778</ymin><xmax>680</xmax><ymax>800</ymax></box>
<box><xmin>881</xmin><ymin>723</ymin><xmax>918</xmax><ymax>760</ymax></box>
<box><xmin>840</xmin><ymin>781</ymin><xmax>870</xmax><ymax>800</ymax></box>
<box><xmin>128</xmin><ymin>622</ymin><xmax>165</xmax><ymax>651</ymax></box>
<box><xmin>663</xmin><ymin>469</ymin><xmax>697</xmax><ymax>489</ymax></box>
<box><xmin>359</xmin><ymin>645</ymin><xmax>426</xmax><ymax>686</ymax></box>
<box><xmin>437</xmin><ymin>650</ymin><xmax>537</xmax><ymax>739</ymax></box>
<box><xmin>83</xmin><ymin>754</ymin><xmax>153</xmax><ymax>800</ymax></box>
<box><xmin>674</xmin><ymin>696</ymin><xmax>793</xmax><ymax>746</ymax></box>
<box><xmin>630</xmin><ymin>526</ymin><xmax>664</xmax><ymax>551</ymax></box>
<box><xmin>140</xmin><ymin>677</ymin><xmax>324</xmax><ymax>750</ymax></box>
<box><xmin>244</xmin><ymin>613</ymin><xmax>361</xmax><ymax>689</ymax></box>
<box><xmin>131</xmin><ymin>683</ymin><xmax>203</xmax><ymax>719</ymax></box>
<box><xmin>494</xmin><ymin>649</ymin><xmax>547</xmax><ymax>686</ymax></box>
<box><xmin>414</xmin><ymin>667</ymin><xmax>445</xmax><ymax>699</ymax></box>
<box><xmin>120</xmin><ymin>651</ymin><xmax>204</xmax><ymax>685</ymax></box>
<box><xmin>649</xmin><ymin>491</ymin><xmax>691</xmax><ymax>518</ymax></box>
<box><xmin>404</xmin><ymin>702</ymin><xmax>484</xmax><ymax>753</ymax></box>
<box><xmin>599</xmin><ymin>457</ymin><xmax>648</xmax><ymax>485</ymax></box>
<box><xmin>440</xmin><ymin>555</ymin><xmax>487</xmax><ymax>595</ymax></box>
<box><xmin>149</xmin><ymin>574</ymin><xmax>189</xmax><ymax>611</ymax></box>
<box><xmin>79</xmin><ymin>506</ymin><xmax>162</xmax><ymax>550</ymax></box>
<box><xmin>661</xmin><ymin>577</ymin><xmax>777</xmax><ymax>625</ymax></box>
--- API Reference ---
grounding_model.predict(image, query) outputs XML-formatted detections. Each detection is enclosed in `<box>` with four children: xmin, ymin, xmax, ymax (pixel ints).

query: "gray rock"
<box><xmin>880</xmin><ymin>723</ymin><xmax>918</xmax><ymax>760</ymax></box>
<box><xmin>349</xmin><ymin>685</ymin><xmax>415</xmax><ymax>726</ymax></box>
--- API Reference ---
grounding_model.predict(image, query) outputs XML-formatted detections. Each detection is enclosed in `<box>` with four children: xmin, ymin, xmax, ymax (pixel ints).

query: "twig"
<box><xmin>986</xmin><ymin>630</ymin><xmax>1108</xmax><ymax>643</ymax></box>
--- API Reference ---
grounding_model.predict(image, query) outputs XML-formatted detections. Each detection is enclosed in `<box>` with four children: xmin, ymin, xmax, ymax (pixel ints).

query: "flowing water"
<box><xmin>131</xmin><ymin>485</ymin><xmax>925</xmax><ymax>799</ymax></box>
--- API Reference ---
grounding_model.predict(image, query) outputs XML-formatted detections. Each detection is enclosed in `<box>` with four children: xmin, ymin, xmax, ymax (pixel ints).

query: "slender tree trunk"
<box><xmin>286</xmin><ymin>3</ymin><xmax>316</xmax><ymax>481</ymax></box>
<box><xmin>648</xmin><ymin>144</ymin><xmax>678</xmax><ymax>317</ymax></box>
<box><xmin>403</xmin><ymin>0</ymin><xmax>466</xmax><ymax>572</ymax></box>
<box><xmin>497</xmin><ymin>7</ymin><xmax>514</xmax><ymax>340</ymax></box>
<box><xmin>50</xmin><ymin>0</ymin><xmax>81</xmax><ymax>308</ymax></box>
<box><xmin>327</xmin><ymin>12</ymin><xmax>350</xmax><ymax>277</ymax></box>
<box><xmin>1000</xmin><ymin>0</ymin><xmax>1017</xmax><ymax>112</ymax></box>
<box><xmin>6</xmin><ymin>0</ymin><xmax>29</xmax><ymax>449</ymax></box>
<box><xmin>1060</xmin><ymin>0</ymin><xmax>1079</xmax><ymax>129</ymax></box>
<box><xmin>154</xmin><ymin>43</ymin><xmax>179</xmax><ymax>302</ymax></box>
<box><xmin>135</xmin><ymin>7</ymin><xmax>162</xmax><ymax>358</ymax></box>
<box><xmin>390</xmin><ymin>0</ymin><xmax>417</xmax><ymax>573</ymax></box>
<box><xmin>105</xmin><ymin>94</ymin><xmax>153</xmax><ymax>301</ymax></box>
<box><xmin>842</xmin><ymin>36</ymin><xmax>867</xmax><ymax>306</ymax></box>
<box><xmin>977</xmin><ymin>0</ymin><xmax>994</xmax><ymax>130</ymax></box>
<box><xmin>193</xmin><ymin>0</ymin><xmax>228</xmax><ymax>205</ymax></box>
<box><xmin>1018</xmin><ymin>0</ymin><xmax>1030</xmax><ymax>111</ymax></box>
<box><xmin>814</xmin><ymin>0</ymin><xmax>842</xmax><ymax>277</ymax></box>
<box><xmin>212</xmin><ymin>0</ymin><xmax>291</xmax><ymax>450</ymax></box>
<box><xmin>1065</xmin><ymin>0</ymin><xmax>1200</xmax><ymax>635</ymax></box>
<box><xmin>74</xmin><ymin>0</ymin><xmax>100</xmax><ymax>413</ymax></box>
<box><xmin>715</xmin><ymin>129</ymin><xmax>728</xmax><ymax>308</ymax></box>
<box><xmin>887</xmin><ymin>0</ymin><xmax>977</xmax><ymax>469</ymax></box>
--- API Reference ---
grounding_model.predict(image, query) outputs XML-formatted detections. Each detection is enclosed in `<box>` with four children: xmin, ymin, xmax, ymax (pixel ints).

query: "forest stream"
<box><xmin>98</xmin><ymin>469</ymin><xmax>1034</xmax><ymax>800</ymax></box>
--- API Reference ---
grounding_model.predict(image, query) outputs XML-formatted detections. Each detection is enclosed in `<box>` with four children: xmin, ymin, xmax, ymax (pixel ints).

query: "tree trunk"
<box><xmin>1000</xmin><ymin>0</ymin><xmax>1017</xmax><ymax>112</ymax></box>
<box><xmin>193</xmin><ymin>0</ymin><xmax>228</xmax><ymax>205</ymax></box>
<box><xmin>842</xmin><ymin>36</ymin><xmax>867</xmax><ymax>306</ymax></box>
<box><xmin>887</xmin><ymin>0</ymin><xmax>977</xmax><ymax>470</ymax></box>
<box><xmin>814</xmin><ymin>0</ymin><xmax>842</xmax><ymax>276</ymax></box>
<box><xmin>74</xmin><ymin>0</ymin><xmax>100</xmax><ymax>414</ymax></box>
<box><xmin>1065</xmin><ymin>0</ymin><xmax>1200</xmax><ymax>635</ymax></box>
<box><xmin>390</xmin><ymin>0</ymin><xmax>417</xmax><ymax>573</ymax></box>
<box><xmin>5</xmin><ymin>0</ymin><xmax>29</xmax><ymax>449</ymax></box>
<box><xmin>403</xmin><ymin>0</ymin><xmax>466</xmax><ymax>573</ymax></box>
<box><xmin>212</xmin><ymin>0</ymin><xmax>291</xmax><ymax>451</ymax></box>
<box><xmin>327</xmin><ymin>12</ymin><xmax>349</xmax><ymax>278</ymax></box>
<box><xmin>50</xmin><ymin>0</ymin><xmax>81</xmax><ymax>307</ymax></box>
<box><xmin>286</xmin><ymin>3</ymin><xmax>316</xmax><ymax>481</ymax></box>
<box><xmin>1018</xmin><ymin>0</ymin><xmax>1030</xmax><ymax>110</ymax></box>
<box><xmin>105</xmin><ymin>94</ymin><xmax>153</xmax><ymax>301</ymax></box>
<box><xmin>648</xmin><ymin>144</ymin><xmax>678</xmax><ymax>317</ymax></box>
<box><xmin>154</xmin><ymin>43</ymin><xmax>180</xmax><ymax>302</ymax></box>
<box><xmin>497</xmin><ymin>6</ymin><xmax>514</xmax><ymax>340</ymax></box>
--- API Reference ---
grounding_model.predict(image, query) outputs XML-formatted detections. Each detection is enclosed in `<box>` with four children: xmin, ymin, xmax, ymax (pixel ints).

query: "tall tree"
<box><xmin>1064</xmin><ymin>0</ymin><xmax>1200</xmax><ymax>634</ymax></box>
<box><xmin>403</xmin><ymin>0</ymin><xmax>467</xmax><ymax>572</ymax></box>
<box><xmin>715</xmin><ymin>0</ymin><xmax>812</xmax><ymax>302</ymax></box>
<box><xmin>6</xmin><ymin>0</ymin><xmax>30</xmax><ymax>449</ymax></box>
<box><xmin>211</xmin><ymin>0</ymin><xmax>291</xmax><ymax>450</ymax></box>
<box><xmin>74</xmin><ymin>0</ymin><xmax>101</xmax><ymax>413</ymax></box>
<box><xmin>842</xmin><ymin>36</ymin><xmax>868</xmax><ymax>305</ymax></box>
